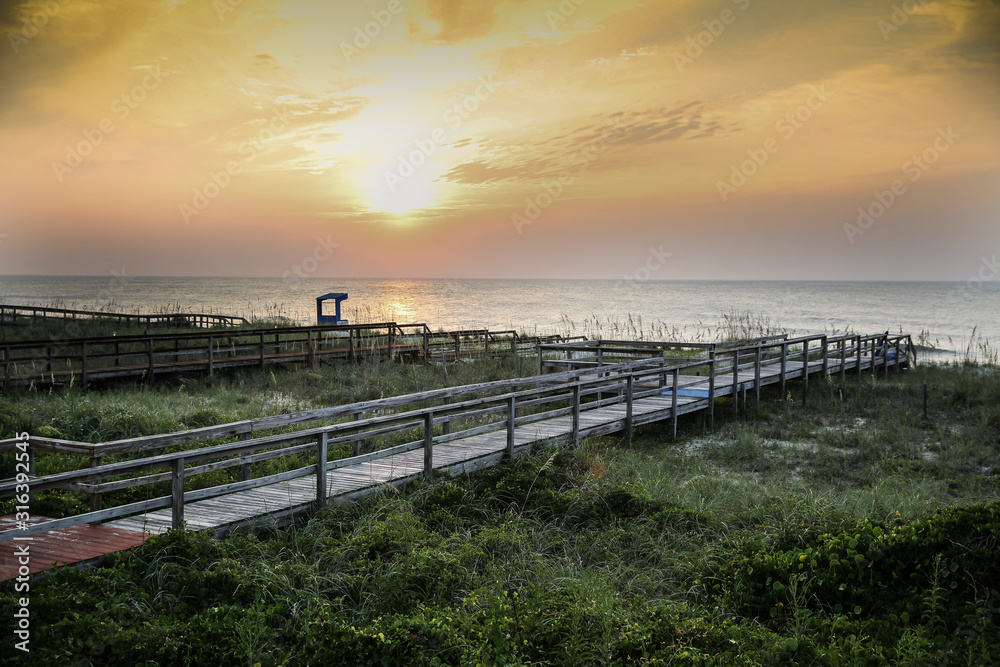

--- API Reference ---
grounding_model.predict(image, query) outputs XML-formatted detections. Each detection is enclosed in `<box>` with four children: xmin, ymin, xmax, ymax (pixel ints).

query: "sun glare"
<box><xmin>367</xmin><ymin>161</ymin><xmax>441</xmax><ymax>215</ymax></box>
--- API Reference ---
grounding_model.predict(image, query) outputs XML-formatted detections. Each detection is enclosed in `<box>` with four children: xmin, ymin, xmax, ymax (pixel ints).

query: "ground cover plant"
<box><xmin>2</xmin><ymin>353</ymin><xmax>998</xmax><ymax>665</ymax></box>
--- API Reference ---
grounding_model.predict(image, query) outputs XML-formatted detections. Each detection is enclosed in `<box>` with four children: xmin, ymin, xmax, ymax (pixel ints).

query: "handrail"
<box><xmin>0</xmin><ymin>331</ymin><xmax>914</xmax><ymax>541</ymax></box>
<box><xmin>0</xmin><ymin>304</ymin><xmax>246</xmax><ymax>327</ymax></box>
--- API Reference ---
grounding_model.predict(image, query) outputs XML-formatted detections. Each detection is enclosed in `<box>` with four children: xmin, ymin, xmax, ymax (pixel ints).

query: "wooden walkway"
<box><xmin>0</xmin><ymin>515</ymin><xmax>147</xmax><ymax>580</ymax></box>
<box><xmin>1</xmin><ymin>322</ymin><xmax>570</xmax><ymax>390</ymax></box>
<box><xmin>0</xmin><ymin>332</ymin><xmax>913</xmax><ymax>579</ymax></box>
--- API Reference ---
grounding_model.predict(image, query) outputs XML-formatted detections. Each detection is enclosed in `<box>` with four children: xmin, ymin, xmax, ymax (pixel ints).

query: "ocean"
<box><xmin>1</xmin><ymin>276</ymin><xmax>997</xmax><ymax>361</ymax></box>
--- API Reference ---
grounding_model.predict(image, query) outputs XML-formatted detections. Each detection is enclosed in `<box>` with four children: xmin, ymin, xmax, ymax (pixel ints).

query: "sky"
<box><xmin>0</xmin><ymin>0</ymin><xmax>998</xmax><ymax>281</ymax></box>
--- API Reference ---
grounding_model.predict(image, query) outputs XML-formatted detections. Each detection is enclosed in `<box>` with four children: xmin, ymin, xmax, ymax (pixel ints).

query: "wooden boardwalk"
<box><xmin>0</xmin><ymin>515</ymin><xmax>147</xmax><ymax>580</ymax></box>
<box><xmin>0</xmin><ymin>332</ymin><xmax>913</xmax><ymax>579</ymax></box>
<box><xmin>1</xmin><ymin>322</ymin><xmax>570</xmax><ymax>390</ymax></box>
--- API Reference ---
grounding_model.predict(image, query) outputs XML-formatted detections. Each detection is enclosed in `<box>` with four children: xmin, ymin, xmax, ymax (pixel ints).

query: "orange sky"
<box><xmin>0</xmin><ymin>0</ymin><xmax>998</xmax><ymax>280</ymax></box>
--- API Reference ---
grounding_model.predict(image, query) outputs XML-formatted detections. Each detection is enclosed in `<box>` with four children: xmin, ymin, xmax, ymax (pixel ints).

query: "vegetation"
<box><xmin>2</xmin><ymin>345</ymin><xmax>999</xmax><ymax>664</ymax></box>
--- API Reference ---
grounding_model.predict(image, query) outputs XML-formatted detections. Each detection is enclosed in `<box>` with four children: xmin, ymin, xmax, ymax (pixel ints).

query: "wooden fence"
<box><xmin>0</xmin><ymin>331</ymin><xmax>914</xmax><ymax>541</ymax></box>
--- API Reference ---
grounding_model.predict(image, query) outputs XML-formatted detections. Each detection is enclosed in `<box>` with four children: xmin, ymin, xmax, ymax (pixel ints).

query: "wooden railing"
<box><xmin>0</xmin><ymin>356</ymin><xmax>686</xmax><ymax>538</ymax></box>
<box><xmin>0</xmin><ymin>332</ymin><xmax>915</xmax><ymax>541</ymax></box>
<box><xmin>0</xmin><ymin>304</ymin><xmax>247</xmax><ymax>329</ymax></box>
<box><xmin>0</xmin><ymin>323</ymin><xmax>574</xmax><ymax>390</ymax></box>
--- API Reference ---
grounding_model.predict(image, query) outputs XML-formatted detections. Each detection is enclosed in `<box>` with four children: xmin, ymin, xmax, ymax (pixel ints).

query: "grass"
<box><xmin>1</xmin><ymin>350</ymin><xmax>998</xmax><ymax>664</ymax></box>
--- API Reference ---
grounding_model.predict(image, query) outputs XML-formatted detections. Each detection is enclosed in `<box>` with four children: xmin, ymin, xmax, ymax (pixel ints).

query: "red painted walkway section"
<box><xmin>0</xmin><ymin>515</ymin><xmax>148</xmax><ymax>581</ymax></box>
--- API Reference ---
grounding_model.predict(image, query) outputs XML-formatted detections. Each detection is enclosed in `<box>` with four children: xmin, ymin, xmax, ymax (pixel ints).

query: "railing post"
<box><xmin>754</xmin><ymin>346</ymin><xmax>761</xmax><ymax>409</ymax></box>
<box><xmin>506</xmin><ymin>395</ymin><xmax>516</xmax><ymax>457</ymax></box>
<box><xmin>442</xmin><ymin>397</ymin><xmax>451</xmax><ymax>436</ymax></box>
<box><xmin>89</xmin><ymin>456</ymin><xmax>102</xmax><ymax>511</ymax></box>
<box><xmin>671</xmin><ymin>369</ymin><xmax>679</xmax><ymax>439</ymax></box>
<box><xmin>840</xmin><ymin>338</ymin><xmax>846</xmax><ymax>382</ymax></box>
<box><xmin>3</xmin><ymin>346</ymin><xmax>10</xmax><ymax>393</ymax></box>
<box><xmin>708</xmin><ymin>359</ymin><xmax>715</xmax><ymax>429</ymax></box>
<box><xmin>423</xmin><ymin>327</ymin><xmax>429</xmax><ymax>365</ymax></box>
<box><xmin>572</xmin><ymin>384</ymin><xmax>580</xmax><ymax>446</ymax></box>
<box><xmin>536</xmin><ymin>342</ymin><xmax>542</xmax><ymax>375</ymax></box>
<box><xmin>349</xmin><ymin>328</ymin><xmax>356</xmax><ymax>362</ymax></box>
<box><xmin>352</xmin><ymin>411</ymin><xmax>362</xmax><ymax>456</ymax></box>
<box><xmin>883</xmin><ymin>334</ymin><xmax>889</xmax><ymax>379</ymax></box>
<box><xmin>307</xmin><ymin>330</ymin><xmax>315</xmax><ymax>370</ymax></box>
<box><xmin>316</xmin><ymin>432</ymin><xmax>328</xmax><ymax>508</ymax></box>
<box><xmin>625</xmin><ymin>376</ymin><xmax>634</xmax><ymax>446</ymax></box>
<box><xmin>171</xmin><ymin>457</ymin><xmax>185</xmax><ymax>530</ymax></box>
<box><xmin>732</xmin><ymin>348</ymin><xmax>740</xmax><ymax>417</ymax></box>
<box><xmin>208</xmin><ymin>335</ymin><xmax>215</xmax><ymax>375</ymax></box>
<box><xmin>81</xmin><ymin>341</ymin><xmax>89</xmax><ymax>389</ymax></box>
<box><xmin>821</xmin><ymin>335</ymin><xmax>829</xmax><ymax>379</ymax></box>
<box><xmin>259</xmin><ymin>332</ymin><xmax>266</xmax><ymax>370</ymax></box>
<box><xmin>856</xmin><ymin>335</ymin><xmax>863</xmax><ymax>381</ymax></box>
<box><xmin>780</xmin><ymin>342</ymin><xmax>787</xmax><ymax>397</ymax></box>
<box><xmin>423</xmin><ymin>412</ymin><xmax>434</xmax><ymax>478</ymax></box>
<box><xmin>147</xmin><ymin>338</ymin><xmax>154</xmax><ymax>382</ymax></box>
<box><xmin>801</xmin><ymin>338</ymin><xmax>810</xmax><ymax>407</ymax></box>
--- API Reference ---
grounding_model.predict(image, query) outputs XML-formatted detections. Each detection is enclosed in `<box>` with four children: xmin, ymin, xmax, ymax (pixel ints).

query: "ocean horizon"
<box><xmin>2</xmin><ymin>275</ymin><xmax>997</xmax><ymax>360</ymax></box>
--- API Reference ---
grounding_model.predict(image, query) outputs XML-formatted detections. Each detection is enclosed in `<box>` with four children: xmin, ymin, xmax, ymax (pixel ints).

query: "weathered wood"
<box><xmin>0</xmin><ymin>331</ymin><xmax>911</xmax><ymax>552</ymax></box>
<box><xmin>307</xmin><ymin>330</ymin><xmax>314</xmax><ymax>370</ymax></box>
<box><xmin>506</xmin><ymin>396</ymin><xmax>516</xmax><ymax>457</ymax></box>
<box><xmin>708</xmin><ymin>358</ymin><xmax>715</xmax><ymax>428</ymax></box>
<box><xmin>754</xmin><ymin>346</ymin><xmax>761</xmax><ymax>408</ymax></box>
<box><xmin>571</xmin><ymin>384</ymin><xmax>581</xmax><ymax>446</ymax></box>
<box><xmin>732</xmin><ymin>348</ymin><xmax>740</xmax><ymax>416</ymax></box>
<box><xmin>316</xmin><ymin>432</ymin><xmax>328</xmax><ymax>507</ymax></box>
<box><xmin>423</xmin><ymin>413</ymin><xmax>434</xmax><ymax>478</ymax></box>
<box><xmin>801</xmin><ymin>338</ymin><xmax>810</xmax><ymax>406</ymax></box>
<box><xmin>671</xmin><ymin>369</ymin><xmax>679</xmax><ymax>439</ymax></box>
<box><xmin>171</xmin><ymin>457</ymin><xmax>185</xmax><ymax>530</ymax></box>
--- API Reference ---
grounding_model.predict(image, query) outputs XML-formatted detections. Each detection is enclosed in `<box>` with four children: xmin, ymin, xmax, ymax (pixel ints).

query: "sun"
<box><xmin>368</xmin><ymin>160</ymin><xmax>442</xmax><ymax>215</ymax></box>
